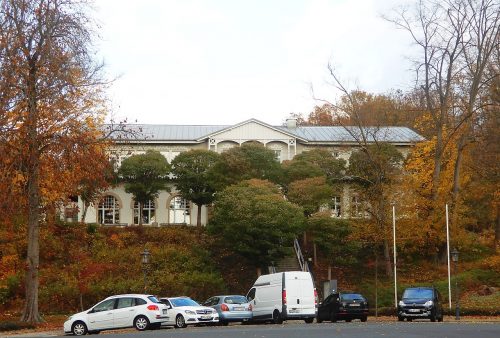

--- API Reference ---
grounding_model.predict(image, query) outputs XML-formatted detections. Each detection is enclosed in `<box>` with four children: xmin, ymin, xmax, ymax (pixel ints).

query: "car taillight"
<box><xmin>282</xmin><ymin>290</ymin><xmax>287</xmax><ymax>305</ymax></box>
<box><xmin>248</xmin><ymin>304</ymin><xmax>252</xmax><ymax>311</ymax></box>
<box><xmin>314</xmin><ymin>289</ymin><xmax>318</xmax><ymax>305</ymax></box>
<box><xmin>221</xmin><ymin>304</ymin><xmax>229</xmax><ymax>312</ymax></box>
<box><xmin>147</xmin><ymin>305</ymin><xmax>159</xmax><ymax>311</ymax></box>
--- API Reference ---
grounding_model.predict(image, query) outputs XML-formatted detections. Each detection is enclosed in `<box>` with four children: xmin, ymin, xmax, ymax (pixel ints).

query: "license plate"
<box><xmin>233</xmin><ymin>307</ymin><xmax>244</xmax><ymax>311</ymax></box>
<box><xmin>409</xmin><ymin>309</ymin><xmax>420</xmax><ymax>313</ymax></box>
<box><xmin>350</xmin><ymin>304</ymin><xmax>360</xmax><ymax>307</ymax></box>
<box><xmin>201</xmin><ymin>315</ymin><xmax>211</xmax><ymax>320</ymax></box>
<box><xmin>163</xmin><ymin>309</ymin><xmax>167</xmax><ymax>314</ymax></box>
<box><xmin>289</xmin><ymin>309</ymin><xmax>300</xmax><ymax>313</ymax></box>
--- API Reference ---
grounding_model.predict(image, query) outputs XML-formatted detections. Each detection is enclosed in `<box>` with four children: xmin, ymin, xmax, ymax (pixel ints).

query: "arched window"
<box><xmin>169</xmin><ymin>196</ymin><xmax>190</xmax><ymax>224</ymax></box>
<box><xmin>98</xmin><ymin>195</ymin><xmax>120</xmax><ymax>225</ymax></box>
<box><xmin>133</xmin><ymin>200</ymin><xmax>156</xmax><ymax>225</ymax></box>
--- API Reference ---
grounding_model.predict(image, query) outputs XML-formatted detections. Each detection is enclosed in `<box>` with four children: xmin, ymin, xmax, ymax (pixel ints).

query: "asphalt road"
<box><xmin>8</xmin><ymin>321</ymin><xmax>500</xmax><ymax>338</ymax></box>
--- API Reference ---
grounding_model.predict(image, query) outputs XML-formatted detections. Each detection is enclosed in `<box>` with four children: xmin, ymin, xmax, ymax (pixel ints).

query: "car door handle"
<box><xmin>107</xmin><ymin>312</ymin><xmax>113</xmax><ymax>315</ymax></box>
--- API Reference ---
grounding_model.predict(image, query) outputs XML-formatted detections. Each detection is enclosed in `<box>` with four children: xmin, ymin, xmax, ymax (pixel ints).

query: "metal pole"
<box><xmin>455</xmin><ymin>261</ymin><xmax>460</xmax><ymax>320</ymax></box>
<box><xmin>393</xmin><ymin>204</ymin><xmax>397</xmax><ymax>309</ymax></box>
<box><xmin>446</xmin><ymin>204</ymin><xmax>452</xmax><ymax>311</ymax></box>
<box><xmin>143</xmin><ymin>267</ymin><xmax>147</xmax><ymax>293</ymax></box>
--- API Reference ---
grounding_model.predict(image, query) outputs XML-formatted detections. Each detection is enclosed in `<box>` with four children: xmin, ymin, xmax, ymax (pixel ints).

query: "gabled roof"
<box><xmin>108</xmin><ymin>120</ymin><xmax>424</xmax><ymax>144</ymax></box>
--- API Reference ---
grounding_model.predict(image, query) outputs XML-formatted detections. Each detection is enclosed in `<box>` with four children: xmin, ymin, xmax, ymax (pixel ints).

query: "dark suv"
<box><xmin>398</xmin><ymin>287</ymin><xmax>443</xmax><ymax>322</ymax></box>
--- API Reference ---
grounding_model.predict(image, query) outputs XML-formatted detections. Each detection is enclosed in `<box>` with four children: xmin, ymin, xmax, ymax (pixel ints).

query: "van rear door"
<box><xmin>284</xmin><ymin>273</ymin><xmax>316</xmax><ymax>317</ymax></box>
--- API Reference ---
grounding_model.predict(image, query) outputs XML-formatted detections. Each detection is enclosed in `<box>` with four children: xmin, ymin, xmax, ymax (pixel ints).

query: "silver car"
<box><xmin>203</xmin><ymin>295</ymin><xmax>252</xmax><ymax>325</ymax></box>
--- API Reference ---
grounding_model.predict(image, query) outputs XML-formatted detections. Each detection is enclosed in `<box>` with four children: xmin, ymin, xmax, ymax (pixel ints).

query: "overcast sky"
<box><xmin>95</xmin><ymin>0</ymin><xmax>416</xmax><ymax>126</ymax></box>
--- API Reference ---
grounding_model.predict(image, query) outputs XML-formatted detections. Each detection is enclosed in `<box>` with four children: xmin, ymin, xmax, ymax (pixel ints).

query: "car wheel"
<box><xmin>438</xmin><ymin>315</ymin><xmax>443</xmax><ymax>322</ymax></box>
<box><xmin>272</xmin><ymin>310</ymin><xmax>283</xmax><ymax>324</ymax></box>
<box><xmin>304</xmin><ymin>317</ymin><xmax>314</xmax><ymax>324</ymax></box>
<box><xmin>72</xmin><ymin>321</ymin><xmax>88</xmax><ymax>336</ymax></box>
<box><xmin>361</xmin><ymin>316</ymin><xmax>367</xmax><ymax>322</ymax></box>
<box><xmin>317</xmin><ymin>316</ymin><xmax>323</xmax><ymax>324</ymax></box>
<box><xmin>134</xmin><ymin>315</ymin><xmax>150</xmax><ymax>331</ymax></box>
<box><xmin>175</xmin><ymin>314</ymin><xmax>187</xmax><ymax>328</ymax></box>
<box><xmin>430</xmin><ymin>311</ymin><xmax>436</xmax><ymax>322</ymax></box>
<box><xmin>330</xmin><ymin>312</ymin><xmax>337</xmax><ymax>323</ymax></box>
<box><xmin>220</xmin><ymin>320</ymin><xmax>229</xmax><ymax>326</ymax></box>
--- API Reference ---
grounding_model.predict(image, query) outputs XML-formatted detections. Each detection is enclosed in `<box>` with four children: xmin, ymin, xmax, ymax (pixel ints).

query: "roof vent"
<box><xmin>286</xmin><ymin>118</ymin><xmax>297</xmax><ymax>129</ymax></box>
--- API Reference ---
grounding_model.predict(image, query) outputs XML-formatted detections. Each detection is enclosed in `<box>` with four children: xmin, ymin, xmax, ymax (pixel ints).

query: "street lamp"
<box><xmin>451</xmin><ymin>248</ymin><xmax>460</xmax><ymax>320</ymax></box>
<box><xmin>141</xmin><ymin>248</ymin><xmax>151</xmax><ymax>293</ymax></box>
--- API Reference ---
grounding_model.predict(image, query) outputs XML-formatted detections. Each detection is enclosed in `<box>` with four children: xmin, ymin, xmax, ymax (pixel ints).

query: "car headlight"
<box><xmin>185</xmin><ymin>310</ymin><xmax>196</xmax><ymax>315</ymax></box>
<box><xmin>424</xmin><ymin>300</ymin><xmax>433</xmax><ymax>307</ymax></box>
<box><xmin>398</xmin><ymin>301</ymin><xmax>405</xmax><ymax>307</ymax></box>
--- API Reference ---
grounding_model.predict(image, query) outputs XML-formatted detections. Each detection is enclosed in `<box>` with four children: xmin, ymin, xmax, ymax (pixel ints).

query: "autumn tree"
<box><xmin>0</xmin><ymin>0</ymin><xmax>113</xmax><ymax>323</ymax></box>
<box><xmin>118</xmin><ymin>150</ymin><xmax>170</xmax><ymax>225</ymax></box>
<box><xmin>287</xmin><ymin>176</ymin><xmax>333</xmax><ymax>217</ymax></box>
<box><xmin>208</xmin><ymin>179</ymin><xmax>305</xmax><ymax>274</ymax></box>
<box><xmin>170</xmin><ymin>149</ymin><xmax>221</xmax><ymax>227</ymax></box>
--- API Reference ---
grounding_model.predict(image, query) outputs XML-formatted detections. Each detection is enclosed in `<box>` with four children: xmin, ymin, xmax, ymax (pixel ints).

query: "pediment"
<box><xmin>199</xmin><ymin>119</ymin><xmax>305</xmax><ymax>142</ymax></box>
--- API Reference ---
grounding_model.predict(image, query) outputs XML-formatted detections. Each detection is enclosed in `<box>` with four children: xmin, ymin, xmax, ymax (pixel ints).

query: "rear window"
<box><xmin>224</xmin><ymin>296</ymin><xmax>248</xmax><ymax>304</ymax></box>
<box><xmin>402</xmin><ymin>288</ymin><xmax>433</xmax><ymax>299</ymax></box>
<box><xmin>148</xmin><ymin>296</ymin><xmax>161</xmax><ymax>304</ymax></box>
<box><xmin>340</xmin><ymin>294</ymin><xmax>365</xmax><ymax>301</ymax></box>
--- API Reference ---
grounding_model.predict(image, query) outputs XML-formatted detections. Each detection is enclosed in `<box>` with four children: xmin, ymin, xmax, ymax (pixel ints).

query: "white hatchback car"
<box><xmin>64</xmin><ymin>294</ymin><xmax>168</xmax><ymax>335</ymax></box>
<box><xmin>159</xmin><ymin>297</ymin><xmax>219</xmax><ymax>328</ymax></box>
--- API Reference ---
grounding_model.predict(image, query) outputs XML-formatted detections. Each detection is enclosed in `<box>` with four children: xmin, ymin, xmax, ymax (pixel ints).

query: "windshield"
<box><xmin>170</xmin><ymin>298</ymin><xmax>200</xmax><ymax>307</ymax></box>
<box><xmin>340</xmin><ymin>294</ymin><xmax>365</xmax><ymax>301</ymax></box>
<box><xmin>403</xmin><ymin>288</ymin><xmax>433</xmax><ymax>299</ymax></box>
<box><xmin>224</xmin><ymin>296</ymin><xmax>248</xmax><ymax>304</ymax></box>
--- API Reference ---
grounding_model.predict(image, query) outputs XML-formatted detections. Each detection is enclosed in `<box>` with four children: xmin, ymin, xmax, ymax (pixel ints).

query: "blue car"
<box><xmin>203</xmin><ymin>295</ymin><xmax>253</xmax><ymax>325</ymax></box>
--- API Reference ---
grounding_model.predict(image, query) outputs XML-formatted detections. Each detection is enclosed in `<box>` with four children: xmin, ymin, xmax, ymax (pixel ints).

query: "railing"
<box><xmin>293</xmin><ymin>238</ymin><xmax>308</xmax><ymax>272</ymax></box>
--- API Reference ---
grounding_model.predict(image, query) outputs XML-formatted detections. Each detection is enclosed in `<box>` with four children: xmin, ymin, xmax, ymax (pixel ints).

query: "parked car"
<box><xmin>398</xmin><ymin>287</ymin><xmax>444</xmax><ymax>322</ymax></box>
<box><xmin>202</xmin><ymin>295</ymin><xmax>253</xmax><ymax>325</ymax></box>
<box><xmin>246</xmin><ymin>271</ymin><xmax>317</xmax><ymax>324</ymax></box>
<box><xmin>317</xmin><ymin>292</ymin><xmax>369</xmax><ymax>323</ymax></box>
<box><xmin>63</xmin><ymin>294</ymin><xmax>168</xmax><ymax>336</ymax></box>
<box><xmin>159</xmin><ymin>296</ymin><xmax>219</xmax><ymax>328</ymax></box>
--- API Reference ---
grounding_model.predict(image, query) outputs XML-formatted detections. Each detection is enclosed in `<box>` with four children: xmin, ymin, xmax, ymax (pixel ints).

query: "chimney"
<box><xmin>286</xmin><ymin>118</ymin><xmax>297</xmax><ymax>129</ymax></box>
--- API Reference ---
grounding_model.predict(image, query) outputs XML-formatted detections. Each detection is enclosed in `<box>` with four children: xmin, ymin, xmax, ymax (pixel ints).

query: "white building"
<box><xmin>75</xmin><ymin>118</ymin><xmax>424</xmax><ymax>226</ymax></box>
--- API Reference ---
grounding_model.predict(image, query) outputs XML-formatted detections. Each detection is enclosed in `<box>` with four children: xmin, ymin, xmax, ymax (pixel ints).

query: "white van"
<box><xmin>246</xmin><ymin>271</ymin><xmax>317</xmax><ymax>324</ymax></box>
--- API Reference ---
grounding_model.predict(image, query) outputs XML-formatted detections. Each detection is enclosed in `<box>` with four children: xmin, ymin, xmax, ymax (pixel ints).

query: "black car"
<box><xmin>317</xmin><ymin>292</ymin><xmax>369</xmax><ymax>323</ymax></box>
<box><xmin>398</xmin><ymin>287</ymin><xmax>444</xmax><ymax>322</ymax></box>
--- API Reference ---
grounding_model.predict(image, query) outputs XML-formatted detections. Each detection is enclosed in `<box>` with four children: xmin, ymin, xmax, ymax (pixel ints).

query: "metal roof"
<box><xmin>109</xmin><ymin>123</ymin><xmax>424</xmax><ymax>144</ymax></box>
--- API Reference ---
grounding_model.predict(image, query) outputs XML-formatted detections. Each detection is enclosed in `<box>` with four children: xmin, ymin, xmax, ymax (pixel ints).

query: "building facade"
<box><xmin>76</xmin><ymin>118</ymin><xmax>424</xmax><ymax>226</ymax></box>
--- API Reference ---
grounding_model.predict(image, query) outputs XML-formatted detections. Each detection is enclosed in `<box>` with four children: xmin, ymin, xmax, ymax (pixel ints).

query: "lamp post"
<box><xmin>451</xmin><ymin>248</ymin><xmax>460</xmax><ymax>320</ymax></box>
<box><xmin>141</xmin><ymin>248</ymin><xmax>151</xmax><ymax>293</ymax></box>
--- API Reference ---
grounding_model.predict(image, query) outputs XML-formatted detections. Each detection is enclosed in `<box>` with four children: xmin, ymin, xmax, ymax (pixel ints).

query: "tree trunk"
<box><xmin>495</xmin><ymin>204</ymin><xmax>500</xmax><ymax>252</ymax></box>
<box><xmin>197</xmin><ymin>204</ymin><xmax>202</xmax><ymax>227</ymax></box>
<box><xmin>383</xmin><ymin>237</ymin><xmax>393</xmax><ymax>278</ymax></box>
<box><xmin>21</xmin><ymin>64</ymin><xmax>42</xmax><ymax>323</ymax></box>
<box><xmin>431</xmin><ymin>128</ymin><xmax>444</xmax><ymax>201</ymax></box>
<box><xmin>256</xmin><ymin>267</ymin><xmax>262</xmax><ymax>277</ymax></box>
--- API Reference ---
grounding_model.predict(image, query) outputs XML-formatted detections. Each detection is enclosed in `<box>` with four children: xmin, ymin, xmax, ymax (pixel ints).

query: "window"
<box><xmin>117</xmin><ymin>297</ymin><xmax>134</xmax><ymax>309</ymax></box>
<box><xmin>98</xmin><ymin>195</ymin><xmax>120</xmax><ymax>225</ymax></box>
<box><xmin>169</xmin><ymin>196</ymin><xmax>190</xmax><ymax>224</ymax></box>
<box><xmin>331</xmin><ymin>196</ymin><xmax>342</xmax><ymax>218</ymax></box>
<box><xmin>93</xmin><ymin>299</ymin><xmax>116</xmax><ymax>312</ymax></box>
<box><xmin>350</xmin><ymin>195</ymin><xmax>363</xmax><ymax>218</ymax></box>
<box><xmin>273</xmin><ymin>149</ymin><xmax>281</xmax><ymax>162</ymax></box>
<box><xmin>133</xmin><ymin>200</ymin><xmax>156</xmax><ymax>225</ymax></box>
<box><xmin>135</xmin><ymin>298</ymin><xmax>147</xmax><ymax>306</ymax></box>
<box><xmin>246</xmin><ymin>288</ymin><xmax>256</xmax><ymax>302</ymax></box>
